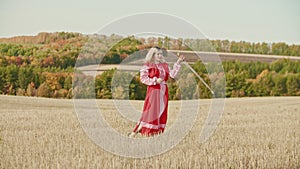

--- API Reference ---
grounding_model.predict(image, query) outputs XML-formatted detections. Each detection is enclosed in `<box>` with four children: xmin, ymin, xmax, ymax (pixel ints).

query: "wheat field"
<box><xmin>0</xmin><ymin>95</ymin><xmax>299</xmax><ymax>169</ymax></box>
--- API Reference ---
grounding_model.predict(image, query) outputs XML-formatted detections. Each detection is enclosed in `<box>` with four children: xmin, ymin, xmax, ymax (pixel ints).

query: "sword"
<box><xmin>177</xmin><ymin>52</ymin><xmax>215</xmax><ymax>95</ymax></box>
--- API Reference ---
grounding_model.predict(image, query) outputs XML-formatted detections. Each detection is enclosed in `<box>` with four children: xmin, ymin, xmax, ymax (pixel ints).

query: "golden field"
<box><xmin>0</xmin><ymin>95</ymin><xmax>299</xmax><ymax>169</ymax></box>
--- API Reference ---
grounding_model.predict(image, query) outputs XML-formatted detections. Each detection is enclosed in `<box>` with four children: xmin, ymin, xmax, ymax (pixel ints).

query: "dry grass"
<box><xmin>0</xmin><ymin>95</ymin><xmax>299</xmax><ymax>168</ymax></box>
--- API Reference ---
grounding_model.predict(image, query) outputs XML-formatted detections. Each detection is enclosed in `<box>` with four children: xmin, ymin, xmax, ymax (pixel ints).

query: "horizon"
<box><xmin>0</xmin><ymin>31</ymin><xmax>299</xmax><ymax>46</ymax></box>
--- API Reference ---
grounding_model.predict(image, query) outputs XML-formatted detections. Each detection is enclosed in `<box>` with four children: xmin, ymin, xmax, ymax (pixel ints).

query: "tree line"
<box><xmin>1</xmin><ymin>59</ymin><xmax>299</xmax><ymax>99</ymax></box>
<box><xmin>0</xmin><ymin>32</ymin><xmax>299</xmax><ymax>99</ymax></box>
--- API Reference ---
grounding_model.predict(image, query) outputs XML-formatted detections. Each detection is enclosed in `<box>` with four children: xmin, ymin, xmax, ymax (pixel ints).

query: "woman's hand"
<box><xmin>156</xmin><ymin>78</ymin><xmax>163</xmax><ymax>84</ymax></box>
<box><xmin>177</xmin><ymin>54</ymin><xmax>185</xmax><ymax>64</ymax></box>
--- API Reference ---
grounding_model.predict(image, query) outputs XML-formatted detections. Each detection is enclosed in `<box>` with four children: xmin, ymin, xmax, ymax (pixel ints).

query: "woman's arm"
<box><xmin>169</xmin><ymin>62</ymin><xmax>181</xmax><ymax>79</ymax></box>
<box><xmin>140</xmin><ymin>65</ymin><xmax>158</xmax><ymax>85</ymax></box>
<box><xmin>169</xmin><ymin>54</ymin><xmax>184</xmax><ymax>78</ymax></box>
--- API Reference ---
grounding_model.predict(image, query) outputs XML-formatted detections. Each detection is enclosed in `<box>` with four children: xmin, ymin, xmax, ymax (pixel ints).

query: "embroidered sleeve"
<box><xmin>140</xmin><ymin>65</ymin><xmax>157</xmax><ymax>85</ymax></box>
<box><xmin>169</xmin><ymin>62</ymin><xmax>181</xmax><ymax>78</ymax></box>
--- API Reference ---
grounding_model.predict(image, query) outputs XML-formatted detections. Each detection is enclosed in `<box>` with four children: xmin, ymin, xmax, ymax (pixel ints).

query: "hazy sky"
<box><xmin>0</xmin><ymin>0</ymin><xmax>299</xmax><ymax>44</ymax></box>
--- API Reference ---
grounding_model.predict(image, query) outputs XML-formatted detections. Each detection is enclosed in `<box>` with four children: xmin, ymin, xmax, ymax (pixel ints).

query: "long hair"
<box><xmin>144</xmin><ymin>46</ymin><xmax>166</xmax><ymax>63</ymax></box>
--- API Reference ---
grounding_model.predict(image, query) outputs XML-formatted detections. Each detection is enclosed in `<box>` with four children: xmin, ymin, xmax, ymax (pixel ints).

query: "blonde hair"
<box><xmin>144</xmin><ymin>47</ymin><xmax>166</xmax><ymax>63</ymax></box>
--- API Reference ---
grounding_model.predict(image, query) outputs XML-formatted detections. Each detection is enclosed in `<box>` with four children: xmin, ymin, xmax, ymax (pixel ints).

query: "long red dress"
<box><xmin>133</xmin><ymin>62</ymin><xmax>181</xmax><ymax>136</ymax></box>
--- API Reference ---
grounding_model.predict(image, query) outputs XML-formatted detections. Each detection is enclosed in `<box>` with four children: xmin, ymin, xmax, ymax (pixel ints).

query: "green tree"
<box><xmin>253</xmin><ymin>70</ymin><xmax>274</xmax><ymax>96</ymax></box>
<box><xmin>18</xmin><ymin>67</ymin><xmax>33</xmax><ymax>89</ymax></box>
<box><xmin>5</xmin><ymin>65</ymin><xmax>19</xmax><ymax>94</ymax></box>
<box><xmin>225</xmin><ymin>70</ymin><xmax>247</xmax><ymax>97</ymax></box>
<box><xmin>64</xmin><ymin>75</ymin><xmax>72</xmax><ymax>90</ymax></box>
<box><xmin>271</xmin><ymin>75</ymin><xmax>287</xmax><ymax>96</ymax></box>
<box><xmin>95</xmin><ymin>69</ymin><xmax>115</xmax><ymax>99</ymax></box>
<box><xmin>286</xmin><ymin>75</ymin><xmax>300</xmax><ymax>96</ymax></box>
<box><xmin>0</xmin><ymin>67</ymin><xmax>6</xmax><ymax>94</ymax></box>
<box><xmin>272</xmin><ymin>42</ymin><xmax>289</xmax><ymax>55</ymax></box>
<box><xmin>163</xmin><ymin>36</ymin><xmax>170</xmax><ymax>49</ymax></box>
<box><xmin>261</xmin><ymin>42</ymin><xmax>270</xmax><ymax>54</ymax></box>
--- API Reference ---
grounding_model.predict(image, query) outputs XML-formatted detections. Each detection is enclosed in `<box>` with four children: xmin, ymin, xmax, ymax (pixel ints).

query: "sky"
<box><xmin>0</xmin><ymin>0</ymin><xmax>299</xmax><ymax>44</ymax></box>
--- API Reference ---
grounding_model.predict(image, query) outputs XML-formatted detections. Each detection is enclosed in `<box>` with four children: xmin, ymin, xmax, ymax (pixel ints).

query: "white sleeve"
<box><xmin>169</xmin><ymin>62</ymin><xmax>181</xmax><ymax>79</ymax></box>
<box><xmin>140</xmin><ymin>65</ymin><xmax>157</xmax><ymax>85</ymax></box>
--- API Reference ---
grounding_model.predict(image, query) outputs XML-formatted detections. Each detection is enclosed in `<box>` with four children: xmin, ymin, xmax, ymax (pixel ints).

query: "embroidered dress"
<box><xmin>133</xmin><ymin>62</ymin><xmax>181</xmax><ymax>136</ymax></box>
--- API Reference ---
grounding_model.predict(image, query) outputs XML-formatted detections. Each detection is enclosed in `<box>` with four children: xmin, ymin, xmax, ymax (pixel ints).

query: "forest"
<box><xmin>0</xmin><ymin>32</ymin><xmax>299</xmax><ymax>99</ymax></box>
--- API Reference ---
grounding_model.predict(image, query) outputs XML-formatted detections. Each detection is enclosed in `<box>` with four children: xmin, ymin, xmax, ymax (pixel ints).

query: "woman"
<box><xmin>129</xmin><ymin>46</ymin><xmax>185</xmax><ymax>137</ymax></box>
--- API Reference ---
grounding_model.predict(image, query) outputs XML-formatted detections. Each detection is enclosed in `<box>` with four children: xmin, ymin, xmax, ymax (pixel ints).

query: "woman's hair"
<box><xmin>144</xmin><ymin>46</ymin><xmax>166</xmax><ymax>63</ymax></box>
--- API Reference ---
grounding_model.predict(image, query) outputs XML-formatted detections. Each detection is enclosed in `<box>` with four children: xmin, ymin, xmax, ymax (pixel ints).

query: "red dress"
<box><xmin>133</xmin><ymin>62</ymin><xmax>181</xmax><ymax>136</ymax></box>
